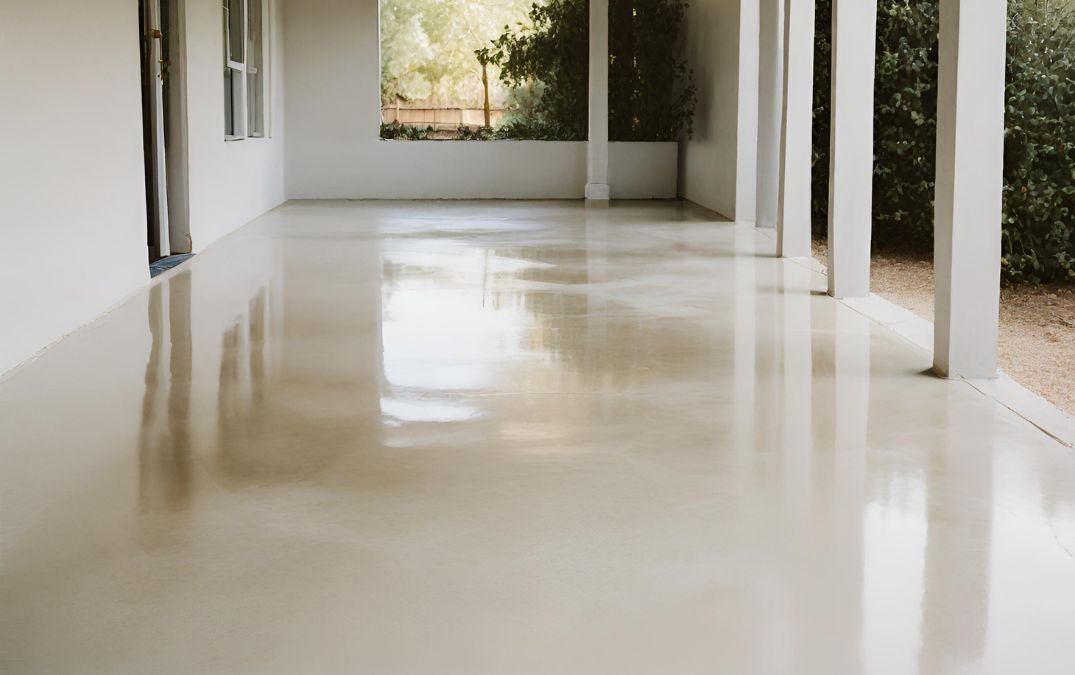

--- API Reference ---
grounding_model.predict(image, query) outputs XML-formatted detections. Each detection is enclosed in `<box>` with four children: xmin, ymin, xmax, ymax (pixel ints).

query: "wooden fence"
<box><xmin>381</xmin><ymin>107</ymin><xmax>507</xmax><ymax>130</ymax></box>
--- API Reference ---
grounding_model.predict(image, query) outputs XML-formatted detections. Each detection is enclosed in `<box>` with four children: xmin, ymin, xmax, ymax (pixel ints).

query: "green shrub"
<box><xmin>489</xmin><ymin>0</ymin><xmax>591</xmax><ymax>140</ymax></box>
<box><xmin>871</xmin><ymin>0</ymin><xmax>938</xmax><ymax>250</ymax></box>
<box><xmin>1003</xmin><ymin>1</ymin><xmax>1075</xmax><ymax>282</ymax></box>
<box><xmin>812</xmin><ymin>0</ymin><xmax>1075</xmax><ymax>283</ymax></box>
<box><xmin>487</xmin><ymin>0</ymin><xmax>696</xmax><ymax>141</ymax></box>
<box><xmin>608</xmin><ymin>0</ymin><xmax>697</xmax><ymax>140</ymax></box>
<box><xmin>455</xmin><ymin>125</ymin><xmax>497</xmax><ymax>141</ymax></box>
<box><xmin>379</xmin><ymin>121</ymin><xmax>434</xmax><ymax>140</ymax></box>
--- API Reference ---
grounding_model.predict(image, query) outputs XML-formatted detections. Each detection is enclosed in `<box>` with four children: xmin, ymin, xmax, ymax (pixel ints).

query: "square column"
<box><xmin>586</xmin><ymin>0</ymin><xmax>610</xmax><ymax>201</ymax></box>
<box><xmin>826</xmin><ymin>0</ymin><xmax>877</xmax><ymax>298</ymax></box>
<box><xmin>776</xmin><ymin>0</ymin><xmax>815</xmax><ymax>258</ymax></box>
<box><xmin>756</xmin><ymin>0</ymin><xmax>785</xmax><ymax>228</ymax></box>
<box><xmin>933</xmin><ymin>0</ymin><xmax>1007</xmax><ymax>378</ymax></box>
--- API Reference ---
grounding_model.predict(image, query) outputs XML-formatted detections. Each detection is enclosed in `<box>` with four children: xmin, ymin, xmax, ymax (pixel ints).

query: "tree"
<box><xmin>488</xmin><ymin>0</ymin><xmax>696</xmax><ymax>141</ymax></box>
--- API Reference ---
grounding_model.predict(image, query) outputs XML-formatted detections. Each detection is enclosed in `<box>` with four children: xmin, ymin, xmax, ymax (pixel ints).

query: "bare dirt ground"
<box><xmin>812</xmin><ymin>240</ymin><xmax>1075</xmax><ymax>417</ymax></box>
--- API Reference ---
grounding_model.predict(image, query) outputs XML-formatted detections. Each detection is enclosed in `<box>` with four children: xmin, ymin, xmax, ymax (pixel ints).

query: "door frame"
<box><xmin>142</xmin><ymin>0</ymin><xmax>170</xmax><ymax>260</ymax></box>
<box><xmin>163</xmin><ymin>0</ymin><xmax>192</xmax><ymax>254</ymax></box>
<box><xmin>141</xmin><ymin>0</ymin><xmax>191</xmax><ymax>260</ymax></box>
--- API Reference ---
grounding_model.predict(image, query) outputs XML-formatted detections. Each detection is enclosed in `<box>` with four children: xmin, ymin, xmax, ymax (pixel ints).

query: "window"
<box><xmin>223</xmin><ymin>0</ymin><xmax>267</xmax><ymax>140</ymax></box>
<box><xmin>378</xmin><ymin>0</ymin><xmax>570</xmax><ymax>140</ymax></box>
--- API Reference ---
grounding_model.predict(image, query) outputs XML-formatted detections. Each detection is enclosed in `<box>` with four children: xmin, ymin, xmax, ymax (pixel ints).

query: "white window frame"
<box><xmin>223</xmin><ymin>0</ymin><xmax>269</xmax><ymax>141</ymax></box>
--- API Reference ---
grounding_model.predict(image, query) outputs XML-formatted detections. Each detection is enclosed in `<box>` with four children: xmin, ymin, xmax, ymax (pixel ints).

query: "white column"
<box><xmin>736</xmin><ymin>0</ymin><xmax>761</xmax><ymax>224</ymax></box>
<box><xmin>826</xmin><ymin>0</ymin><xmax>877</xmax><ymax>298</ymax></box>
<box><xmin>756</xmin><ymin>0</ymin><xmax>785</xmax><ymax>228</ymax></box>
<box><xmin>585</xmin><ymin>0</ymin><xmax>610</xmax><ymax>201</ymax></box>
<box><xmin>776</xmin><ymin>0</ymin><xmax>815</xmax><ymax>258</ymax></box>
<box><xmin>933</xmin><ymin>0</ymin><xmax>1006</xmax><ymax>378</ymax></box>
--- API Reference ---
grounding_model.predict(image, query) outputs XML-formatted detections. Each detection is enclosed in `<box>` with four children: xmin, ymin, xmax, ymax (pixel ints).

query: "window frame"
<box><xmin>223</xmin><ymin>0</ymin><xmax>270</xmax><ymax>141</ymax></box>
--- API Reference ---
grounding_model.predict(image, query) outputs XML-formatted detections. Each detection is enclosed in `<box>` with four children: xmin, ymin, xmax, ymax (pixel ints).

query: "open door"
<box><xmin>142</xmin><ymin>0</ymin><xmax>192</xmax><ymax>262</ymax></box>
<box><xmin>141</xmin><ymin>0</ymin><xmax>171</xmax><ymax>262</ymax></box>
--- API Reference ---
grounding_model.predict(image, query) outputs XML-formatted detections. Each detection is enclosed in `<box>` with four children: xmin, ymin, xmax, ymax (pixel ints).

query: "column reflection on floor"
<box><xmin>918</xmin><ymin>387</ymin><xmax>994</xmax><ymax>674</ymax></box>
<box><xmin>137</xmin><ymin>272</ymin><xmax>193</xmax><ymax>548</ymax></box>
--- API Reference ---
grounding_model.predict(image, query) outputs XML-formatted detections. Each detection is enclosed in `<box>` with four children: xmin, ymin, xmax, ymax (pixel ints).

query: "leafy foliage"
<box><xmin>488</xmin><ymin>0</ymin><xmax>696</xmax><ymax>141</ymax></box>
<box><xmin>380</xmin><ymin>120</ymin><xmax>568</xmax><ymax>141</ymax></box>
<box><xmin>380</xmin><ymin>122</ymin><xmax>434</xmax><ymax>140</ymax></box>
<box><xmin>608</xmin><ymin>0</ymin><xmax>697</xmax><ymax>140</ymax></box>
<box><xmin>488</xmin><ymin>0</ymin><xmax>591</xmax><ymax>140</ymax></box>
<box><xmin>455</xmin><ymin>125</ymin><xmax>497</xmax><ymax>140</ymax></box>
<box><xmin>1003</xmin><ymin>0</ymin><xmax>1075</xmax><ymax>282</ymax></box>
<box><xmin>870</xmin><ymin>0</ymin><xmax>939</xmax><ymax>249</ymax></box>
<box><xmin>812</xmin><ymin>0</ymin><xmax>940</xmax><ymax>247</ymax></box>
<box><xmin>812</xmin><ymin>0</ymin><xmax>1075</xmax><ymax>283</ymax></box>
<box><xmin>459</xmin><ymin>119</ymin><xmax>574</xmax><ymax>140</ymax></box>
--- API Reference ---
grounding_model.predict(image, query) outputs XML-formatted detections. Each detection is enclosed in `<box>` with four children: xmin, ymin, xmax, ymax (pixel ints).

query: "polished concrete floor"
<box><xmin>2</xmin><ymin>201</ymin><xmax>1074</xmax><ymax>674</ymax></box>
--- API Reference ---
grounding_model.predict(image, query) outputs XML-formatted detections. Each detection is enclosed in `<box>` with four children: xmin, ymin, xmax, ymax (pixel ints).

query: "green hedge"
<box><xmin>812</xmin><ymin>0</ymin><xmax>1075</xmax><ymax>283</ymax></box>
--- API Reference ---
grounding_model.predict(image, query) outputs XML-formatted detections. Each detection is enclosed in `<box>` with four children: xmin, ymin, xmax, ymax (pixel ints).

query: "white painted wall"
<box><xmin>0</xmin><ymin>0</ymin><xmax>289</xmax><ymax>376</ymax></box>
<box><xmin>680</xmin><ymin>0</ymin><xmax>758</xmax><ymax>222</ymax></box>
<box><xmin>283</xmin><ymin>0</ymin><xmax>671</xmax><ymax>199</ymax></box>
<box><xmin>0</xmin><ymin>0</ymin><xmax>149</xmax><ymax>374</ymax></box>
<box><xmin>182</xmin><ymin>0</ymin><xmax>287</xmax><ymax>250</ymax></box>
<box><xmin>609</xmin><ymin>143</ymin><xmax>678</xmax><ymax>199</ymax></box>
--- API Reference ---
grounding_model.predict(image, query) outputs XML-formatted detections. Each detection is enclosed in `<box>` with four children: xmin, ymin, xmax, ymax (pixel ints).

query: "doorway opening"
<box><xmin>140</xmin><ymin>0</ymin><xmax>191</xmax><ymax>269</ymax></box>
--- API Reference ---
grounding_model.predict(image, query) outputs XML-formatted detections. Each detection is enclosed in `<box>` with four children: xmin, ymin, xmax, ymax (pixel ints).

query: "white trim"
<box><xmin>759</xmin><ymin>228</ymin><xmax>1075</xmax><ymax>450</ymax></box>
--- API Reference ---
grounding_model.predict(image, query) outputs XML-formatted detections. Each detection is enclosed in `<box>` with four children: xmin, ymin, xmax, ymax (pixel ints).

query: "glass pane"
<box><xmin>224</xmin><ymin>66</ymin><xmax>245</xmax><ymax>138</ymax></box>
<box><xmin>247</xmin><ymin>76</ymin><xmax>263</xmax><ymax>137</ymax></box>
<box><xmin>224</xmin><ymin>67</ymin><xmax>234</xmax><ymax>136</ymax></box>
<box><xmin>247</xmin><ymin>0</ymin><xmax>264</xmax><ymax>136</ymax></box>
<box><xmin>225</xmin><ymin>0</ymin><xmax>244</xmax><ymax>64</ymax></box>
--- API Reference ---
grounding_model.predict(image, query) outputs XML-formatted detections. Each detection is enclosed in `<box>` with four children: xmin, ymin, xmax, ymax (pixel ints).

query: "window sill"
<box><xmin>224</xmin><ymin>135</ymin><xmax>272</xmax><ymax>144</ymax></box>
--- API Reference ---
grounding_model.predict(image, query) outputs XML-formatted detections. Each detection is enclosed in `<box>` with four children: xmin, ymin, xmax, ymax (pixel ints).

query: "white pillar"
<box><xmin>756</xmin><ymin>0</ymin><xmax>785</xmax><ymax>228</ymax></box>
<box><xmin>586</xmin><ymin>0</ymin><xmax>610</xmax><ymax>201</ymax></box>
<box><xmin>933</xmin><ymin>0</ymin><xmax>1006</xmax><ymax>378</ymax></box>
<box><xmin>776</xmin><ymin>0</ymin><xmax>815</xmax><ymax>258</ymax></box>
<box><xmin>733</xmin><ymin>0</ymin><xmax>761</xmax><ymax>223</ymax></box>
<box><xmin>826</xmin><ymin>0</ymin><xmax>876</xmax><ymax>298</ymax></box>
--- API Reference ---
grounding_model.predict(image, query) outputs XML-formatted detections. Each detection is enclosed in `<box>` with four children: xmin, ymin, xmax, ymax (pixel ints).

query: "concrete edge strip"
<box><xmin>762</xmin><ymin>231</ymin><xmax>1075</xmax><ymax>450</ymax></box>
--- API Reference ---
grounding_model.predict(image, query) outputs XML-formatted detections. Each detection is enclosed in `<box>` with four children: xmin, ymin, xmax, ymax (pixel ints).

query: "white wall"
<box><xmin>0</xmin><ymin>0</ymin><xmax>149</xmax><ymax>374</ymax></box>
<box><xmin>283</xmin><ymin>0</ymin><xmax>674</xmax><ymax>200</ymax></box>
<box><xmin>680</xmin><ymin>0</ymin><xmax>758</xmax><ymax>222</ymax></box>
<box><xmin>183</xmin><ymin>0</ymin><xmax>287</xmax><ymax>250</ymax></box>
<box><xmin>609</xmin><ymin>143</ymin><xmax>678</xmax><ymax>199</ymax></box>
<box><xmin>0</xmin><ymin>0</ymin><xmax>289</xmax><ymax>376</ymax></box>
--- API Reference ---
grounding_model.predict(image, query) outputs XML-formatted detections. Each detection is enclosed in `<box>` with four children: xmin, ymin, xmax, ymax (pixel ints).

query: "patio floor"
<box><xmin>2</xmin><ymin>201</ymin><xmax>1073</xmax><ymax>674</ymax></box>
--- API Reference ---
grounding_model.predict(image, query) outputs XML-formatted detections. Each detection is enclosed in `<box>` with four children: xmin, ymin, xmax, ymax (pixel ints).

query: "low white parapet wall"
<box><xmin>287</xmin><ymin>140</ymin><xmax>679</xmax><ymax>200</ymax></box>
<box><xmin>609</xmin><ymin>142</ymin><xmax>678</xmax><ymax>199</ymax></box>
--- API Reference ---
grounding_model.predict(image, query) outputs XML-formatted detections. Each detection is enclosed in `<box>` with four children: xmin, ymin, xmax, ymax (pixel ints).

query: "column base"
<box><xmin>585</xmin><ymin>183</ymin><xmax>610</xmax><ymax>201</ymax></box>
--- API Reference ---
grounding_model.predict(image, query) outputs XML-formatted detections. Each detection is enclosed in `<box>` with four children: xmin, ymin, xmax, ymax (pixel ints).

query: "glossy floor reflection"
<box><xmin>2</xmin><ymin>201</ymin><xmax>1074</xmax><ymax>674</ymax></box>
